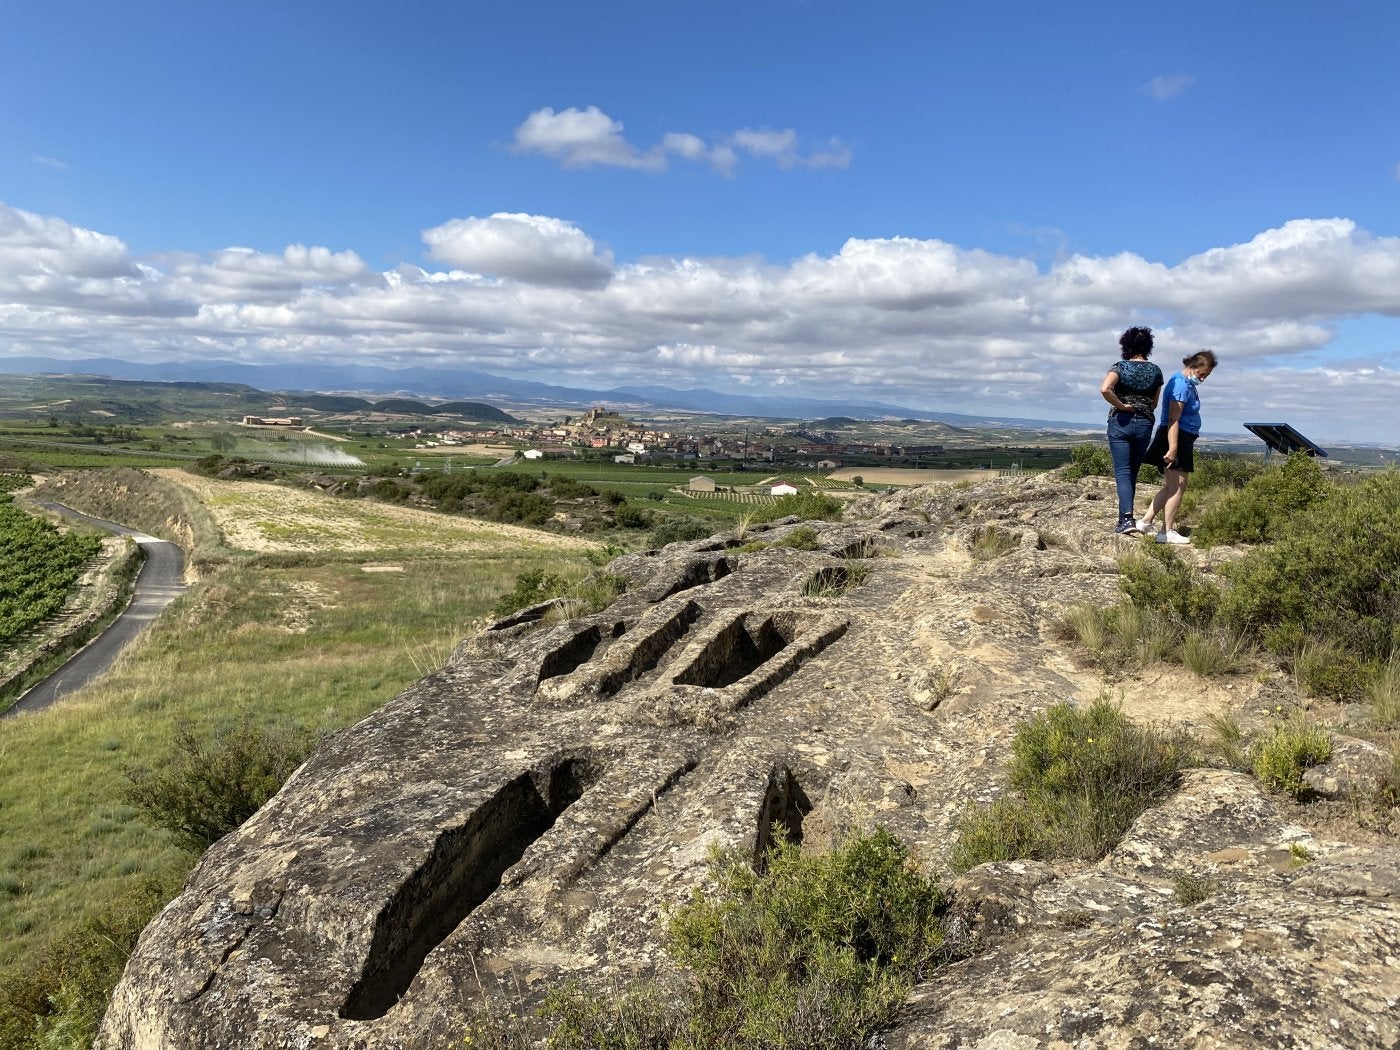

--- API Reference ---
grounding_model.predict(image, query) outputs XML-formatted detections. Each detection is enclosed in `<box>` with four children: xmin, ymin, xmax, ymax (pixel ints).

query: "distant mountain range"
<box><xmin>0</xmin><ymin>354</ymin><xmax>1098</xmax><ymax>432</ymax></box>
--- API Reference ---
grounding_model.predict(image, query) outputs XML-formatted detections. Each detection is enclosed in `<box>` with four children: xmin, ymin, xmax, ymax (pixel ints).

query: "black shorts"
<box><xmin>1144</xmin><ymin>427</ymin><xmax>1197</xmax><ymax>472</ymax></box>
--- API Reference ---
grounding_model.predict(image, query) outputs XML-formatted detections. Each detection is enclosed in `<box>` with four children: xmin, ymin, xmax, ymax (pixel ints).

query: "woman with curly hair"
<box><xmin>1139</xmin><ymin>349</ymin><xmax>1219</xmax><ymax>544</ymax></box>
<box><xmin>1100</xmin><ymin>326</ymin><xmax>1163</xmax><ymax>534</ymax></box>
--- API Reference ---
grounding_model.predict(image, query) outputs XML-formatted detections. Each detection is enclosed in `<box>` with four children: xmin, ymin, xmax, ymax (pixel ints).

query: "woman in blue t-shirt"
<box><xmin>1139</xmin><ymin>349</ymin><xmax>1219</xmax><ymax>544</ymax></box>
<box><xmin>1100</xmin><ymin>326</ymin><xmax>1164</xmax><ymax>534</ymax></box>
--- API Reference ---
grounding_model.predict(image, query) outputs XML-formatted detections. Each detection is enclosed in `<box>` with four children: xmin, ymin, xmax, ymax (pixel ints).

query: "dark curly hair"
<box><xmin>1119</xmin><ymin>326</ymin><xmax>1154</xmax><ymax>360</ymax></box>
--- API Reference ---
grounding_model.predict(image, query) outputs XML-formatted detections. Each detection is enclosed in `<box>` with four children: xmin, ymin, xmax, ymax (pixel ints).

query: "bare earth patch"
<box><xmin>151</xmin><ymin>470</ymin><xmax>595</xmax><ymax>555</ymax></box>
<box><xmin>830</xmin><ymin>467</ymin><xmax>999</xmax><ymax>486</ymax></box>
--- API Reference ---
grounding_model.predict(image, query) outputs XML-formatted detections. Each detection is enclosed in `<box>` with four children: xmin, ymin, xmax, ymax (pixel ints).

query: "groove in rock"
<box><xmin>537</xmin><ymin>625</ymin><xmax>605</xmax><ymax>684</ymax></box>
<box><xmin>672</xmin><ymin>612</ymin><xmax>790</xmax><ymax>689</ymax></box>
<box><xmin>596</xmin><ymin>600</ymin><xmax>702</xmax><ymax>697</ymax></box>
<box><xmin>651</xmin><ymin>556</ymin><xmax>735</xmax><ymax>602</ymax></box>
<box><xmin>340</xmin><ymin>757</ymin><xmax>602</xmax><ymax>1021</ymax></box>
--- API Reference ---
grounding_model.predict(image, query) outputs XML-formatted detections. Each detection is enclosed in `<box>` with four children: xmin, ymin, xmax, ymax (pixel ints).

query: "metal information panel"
<box><xmin>1243</xmin><ymin>423</ymin><xmax>1328</xmax><ymax>459</ymax></box>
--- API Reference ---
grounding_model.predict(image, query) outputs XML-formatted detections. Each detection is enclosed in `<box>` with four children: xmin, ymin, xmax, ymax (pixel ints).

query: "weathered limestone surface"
<box><xmin>98</xmin><ymin>473</ymin><xmax>1400</xmax><ymax>1050</ymax></box>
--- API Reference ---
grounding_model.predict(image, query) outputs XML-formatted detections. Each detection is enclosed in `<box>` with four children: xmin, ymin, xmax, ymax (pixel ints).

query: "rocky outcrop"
<box><xmin>98</xmin><ymin>473</ymin><xmax>1400</xmax><ymax>1050</ymax></box>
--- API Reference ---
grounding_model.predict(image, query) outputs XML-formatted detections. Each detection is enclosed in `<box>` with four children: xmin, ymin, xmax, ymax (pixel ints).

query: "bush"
<box><xmin>649</xmin><ymin>517</ymin><xmax>713</xmax><ymax>547</ymax></box>
<box><xmin>1218</xmin><ymin>472</ymin><xmax>1400</xmax><ymax>663</ymax></box>
<box><xmin>572</xmin><ymin>573</ymin><xmax>628</xmax><ymax>613</ymax></box>
<box><xmin>663</xmin><ymin>827</ymin><xmax>946</xmax><ymax>1049</ymax></box>
<box><xmin>122</xmin><ymin>718</ymin><xmax>315</xmax><ymax>853</ymax></box>
<box><xmin>1292</xmin><ymin>638</ymin><xmax>1370</xmax><ymax>701</ymax></box>
<box><xmin>778</xmin><ymin>525</ymin><xmax>820</xmax><ymax>550</ymax></box>
<box><xmin>1119</xmin><ymin>545</ymin><xmax>1220</xmax><ymax>626</ymax></box>
<box><xmin>1191</xmin><ymin>452</ymin><xmax>1267</xmax><ymax>492</ymax></box>
<box><xmin>750</xmin><ymin>492</ymin><xmax>843</xmax><ymax>524</ymax></box>
<box><xmin>0</xmin><ymin>874</ymin><xmax>179</xmax><ymax>1050</ymax></box>
<box><xmin>613</xmin><ymin>502</ymin><xmax>653</xmax><ymax>529</ymax></box>
<box><xmin>951</xmin><ymin>696</ymin><xmax>1194</xmax><ymax>872</ymax></box>
<box><xmin>491</xmin><ymin>568</ymin><xmax>569</xmax><ymax>618</ymax></box>
<box><xmin>1251</xmin><ymin>720</ymin><xmax>1332</xmax><ymax>798</ymax></box>
<box><xmin>1192</xmin><ymin>453</ymin><xmax>1326</xmax><ymax>547</ymax></box>
<box><xmin>1062</xmin><ymin>443</ymin><xmax>1112</xmax><ymax>480</ymax></box>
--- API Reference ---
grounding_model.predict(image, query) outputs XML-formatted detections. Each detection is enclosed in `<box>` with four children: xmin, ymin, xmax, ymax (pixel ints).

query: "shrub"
<box><xmin>123</xmin><ymin>718</ymin><xmax>315</xmax><ymax>853</ymax></box>
<box><xmin>951</xmin><ymin>696</ymin><xmax>1194</xmax><ymax>872</ymax></box>
<box><xmin>1119</xmin><ymin>545</ymin><xmax>1220</xmax><ymax>626</ymax></box>
<box><xmin>662</xmin><ymin>827</ymin><xmax>946</xmax><ymax>1050</ymax></box>
<box><xmin>471</xmin><ymin>829</ymin><xmax>947</xmax><ymax>1050</ymax></box>
<box><xmin>573</xmin><ymin>573</ymin><xmax>628</xmax><ymax>613</ymax></box>
<box><xmin>751</xmin><ymin>492</ymin><xmax>843</xmax><ymax>524</ymax></box>
<box><xmin>649</xmin><ymin>517</ymin><xmax>713</xmax><ymax>547</ymax></box>
<box><xmin>1192</xmin><ymin>453</ymin><xmax>1326</xmax><ymax>547</ymax></box>
<box><xmin>1291</xmin><ymin>638</ymin><xmax>1370</xmax><ymax>701</ymax></box>
<box><xmin>1218</xmin><ymin>472</ymin><xmax>1400</xmax><ymax>663</ymax></box>
<box><xmin>613</xmin><ymin>502</ymin><xmax>653</xmax><ymax>529</ymax></box>
<box><xmin>778</xmin><ymin>525</ymin><xmax>820</xmax><ymax>550</ymax></box>
<box><xmin>1062</xmin><ymin>443</ymin><xmax>1112</xmax><ymax>480</ymax></box>
<box><xmin>547</xmin><ymin>477</ymin><xmax>598</xmax><ymax>500</ymax></box>
<box><xmin>1172</xmin><ymin>872</ymin><xmax>1220</xmax><ymax>906</ymax></box>
<box><xmin>0</xmin><ymin>874</ymin><xmax>178</xmax><ymax>1050</ymax></box>
<box><xmin>1190</xmin><ymin>452</ymin><xmax>1267</xmax><ymax>492</ymax></box>
<box><xmin>1251</xmin><ymin>720</ymin><xmax>1332</xmax><ymax>798</ymax></box>
<box><xmin>491</xmin><ymin>568</ymin><xmax>569</xmax><ymax>617</ymax></box>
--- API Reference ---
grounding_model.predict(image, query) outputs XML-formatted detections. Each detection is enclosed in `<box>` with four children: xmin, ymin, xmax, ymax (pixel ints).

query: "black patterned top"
<box><xmin>1109</xmin><ymin>360</ymin><xmax>1163</xmax><ymax>419</ymax></box>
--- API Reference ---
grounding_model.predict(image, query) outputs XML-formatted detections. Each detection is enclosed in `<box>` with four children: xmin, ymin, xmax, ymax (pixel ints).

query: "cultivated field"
<box><xmin>153</xmin><ymin>470</ymin><xmax>595</xmax><ymax>556</ymax></box>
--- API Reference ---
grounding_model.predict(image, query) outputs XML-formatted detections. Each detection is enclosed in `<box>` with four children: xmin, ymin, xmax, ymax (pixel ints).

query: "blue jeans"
<box><xmin>1107</xmin><ymin>411</ymin><xmax>1153</xmax><ymax>518</ymax></box>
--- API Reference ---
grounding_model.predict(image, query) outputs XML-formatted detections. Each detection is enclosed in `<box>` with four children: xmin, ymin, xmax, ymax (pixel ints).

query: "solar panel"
<box><xmin>1242</xmin><ymin>423</ymin><xmax>1328</xmax><ymax>458</ymax></box>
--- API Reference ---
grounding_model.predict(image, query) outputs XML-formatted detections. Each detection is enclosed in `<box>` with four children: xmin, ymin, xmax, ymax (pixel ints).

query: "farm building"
<box><xmin>688</xmin><ymin>476</ymin><xmax>717</xmax><ymax>492</ymax></box>
<box><xmin>770</xmin><ymin>480</ymin><xmax>800</xmax><ymax>496</ymax></box>
<box><xmin>522</xmin><ymin>449</ymin><xmax>544</xmax><ymax>460</ymax></box>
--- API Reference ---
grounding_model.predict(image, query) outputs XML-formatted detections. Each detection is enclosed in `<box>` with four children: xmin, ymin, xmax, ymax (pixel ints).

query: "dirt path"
<box><xmin>152</xmin><ymin>470</ymin><xmax>596</xmax><ymax>555</ymax></box>
<box><xmin>829</xmin><ymin>467</ymin><xmax>1001</xmax><ymax>486</ymax></box>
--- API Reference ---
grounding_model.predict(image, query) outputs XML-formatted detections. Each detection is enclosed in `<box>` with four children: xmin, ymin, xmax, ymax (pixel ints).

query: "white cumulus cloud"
<box><xmin>512</xmin><ymin>106</ymin><xmax>851</xmax><ymax>175</ymax></box>
<box><xmin>422</xmin><ymin>213</ymin><xmax>615</xmax><ymax>289</ymax></box>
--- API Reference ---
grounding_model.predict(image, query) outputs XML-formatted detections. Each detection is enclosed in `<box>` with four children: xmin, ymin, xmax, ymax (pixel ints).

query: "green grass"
<box><xmin>1251</xmin><ymin>719</ymin><xmax>1332</xmax><ymax>798</ymax></box>
<box><xmin>951</xmin><ymin>696</ymin><xmax>1195</xmax><ymax>872</ymax></box>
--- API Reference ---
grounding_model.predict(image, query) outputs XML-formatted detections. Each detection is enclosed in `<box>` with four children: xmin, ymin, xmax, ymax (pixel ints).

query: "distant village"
<box><xmin>382</xmin><ymin>407</ymin><xmax>947</xmax><ymax>467</ymax></box>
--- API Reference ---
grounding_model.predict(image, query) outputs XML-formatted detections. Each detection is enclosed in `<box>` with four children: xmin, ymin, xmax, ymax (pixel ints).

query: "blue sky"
<box><xmin>2</xmin><ymin>0</ymin><xmax>1399</xmax><ymax>443</ymax></box>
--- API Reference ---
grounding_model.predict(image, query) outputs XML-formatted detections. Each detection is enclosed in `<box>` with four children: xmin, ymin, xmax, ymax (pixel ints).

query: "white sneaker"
<box><xmin>1136</xmin><ymin>519</ymin><xmax>1154</xmax><ymax>535</ymax></box>
<box><xmin>1155</xmin><ymin>529</ymin><xmax>1190</xmax><ymax>545</ymax></box>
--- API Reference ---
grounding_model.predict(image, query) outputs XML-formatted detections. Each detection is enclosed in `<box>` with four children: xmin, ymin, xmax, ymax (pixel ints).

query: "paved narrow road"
<box><xmin>2</xmin><ymin>503</ymin><xmax>187</xmax><ymax>719</ymax></box>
